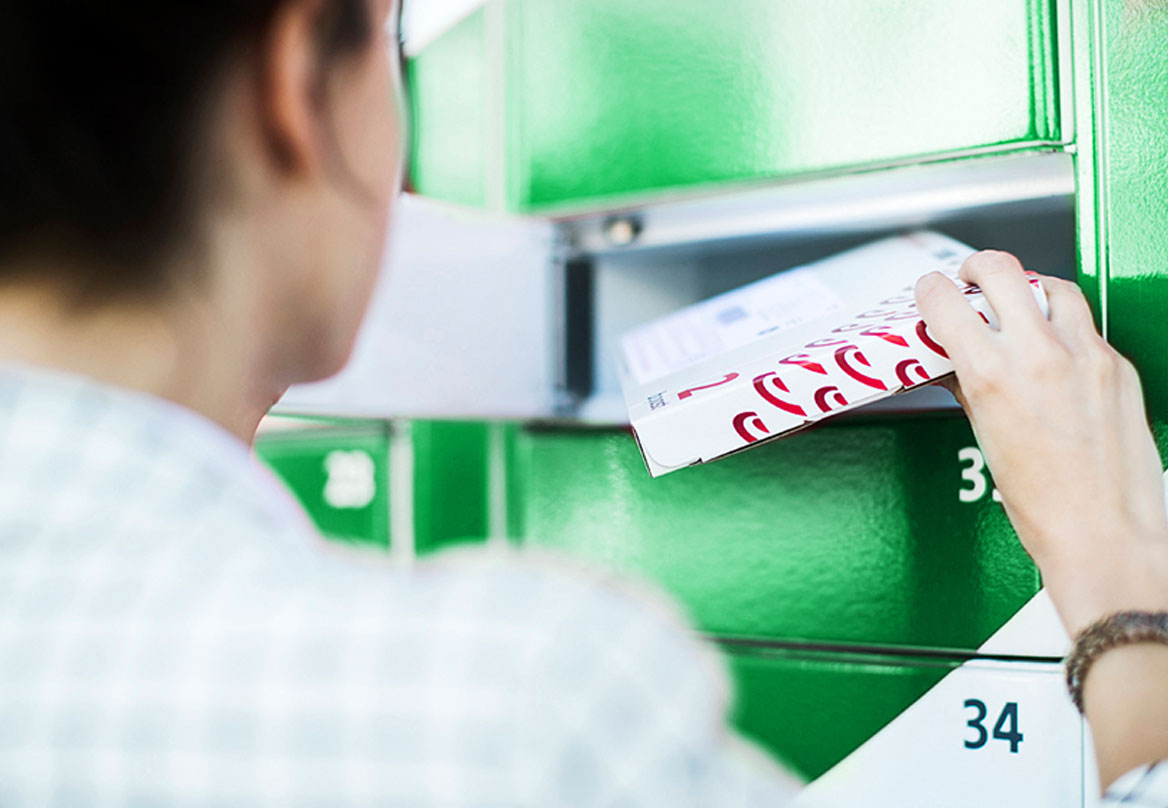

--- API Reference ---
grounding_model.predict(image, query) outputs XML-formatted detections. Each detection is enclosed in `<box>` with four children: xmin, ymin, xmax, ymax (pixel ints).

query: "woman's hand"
<box><xmin>916</xmin><ymin>250</ymin><xmax>1168</xmax><ymax>790</ymax></box>
<box><xmin>914</xmin><ymin>251</ymin><xmax>1168</xmax><ymax>636</ymax></box>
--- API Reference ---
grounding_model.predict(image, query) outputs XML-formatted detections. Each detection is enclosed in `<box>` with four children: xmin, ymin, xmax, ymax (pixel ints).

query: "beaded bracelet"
<box><xmin>1066</xmin><ymin>610</ymin><xmax>1168</xmax><ymax>713</ymax></box>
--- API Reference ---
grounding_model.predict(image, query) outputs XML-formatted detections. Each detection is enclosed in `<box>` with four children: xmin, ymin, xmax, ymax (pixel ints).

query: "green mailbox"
<box><xmin>254</xmin><ymin>417</ymin><xmax>393</xmax><ymax>549</ymax></box>
<box><xmin>408</xmin><ymin>0</ymin><xmax>1061</xmax><ymax>213</ymax></box>
<box><xmin>509</xmin><ymin>419</ymin><xmax>1038</xmax><ymax>653</ymax></box>
<box><xmin>255</xmin><ymin>417</ymin><xmax>495</xmax><ymax>557</ymax></box>
<box><xmin>374</xmin><ymin>0</ymin><xmax>1168</xmax><ymax>798</ymax></box>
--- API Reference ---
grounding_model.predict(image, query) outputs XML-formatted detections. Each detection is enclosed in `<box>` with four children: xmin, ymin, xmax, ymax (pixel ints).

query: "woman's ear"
<box><xmin>258</xmin><ymin>0</ymin><xmax>325</xmax><ymax>174</ymax></box>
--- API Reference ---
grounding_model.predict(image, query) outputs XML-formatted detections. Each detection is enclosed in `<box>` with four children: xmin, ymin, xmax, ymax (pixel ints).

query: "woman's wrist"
<box><xmin>1066</xmin><ymin>611</ymin><xmax>1168</xmax><ymax>712</ymax></box>
<box><xmin>1080</xmin><ymin>641</ymin><xmax>1168</xmax><ymax>790</ymax></box>
<box><xmin>1037</xmin><ymin>536</ymin><xmax>1168</xmax><ymax>637</ymax></box>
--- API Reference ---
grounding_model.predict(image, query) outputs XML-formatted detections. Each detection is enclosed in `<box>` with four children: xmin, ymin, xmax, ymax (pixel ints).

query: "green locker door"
<box><xmin>255</xmin><ymin>418</ymin><xmax>392</xmax><ymax>549</ymax></box>
<box><xmin>508</xmin><ymin>417</ymin><xmax>1039</xmax><ymax>653</ymax></box>
<box><xmin>725</xmin><ymin>644</ymin><xmax>960</xmax><ymax>780</ymax></box>
<box><xmin>408</xmin><ymin>0</ymin><xmax>1061</xmax><ymax>213</ymax></box>
<box><xmin>1073</xmin><ymin>0</ymin><xmax>1168</xmax><ymax>451</ymax></box>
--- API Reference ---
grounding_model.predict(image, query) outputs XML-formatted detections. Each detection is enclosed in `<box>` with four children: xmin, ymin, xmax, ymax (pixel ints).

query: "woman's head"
<box><xmin>0</xmin><ymin>0</ymin><xmax>404</xmax><ymax>385</ymax></box>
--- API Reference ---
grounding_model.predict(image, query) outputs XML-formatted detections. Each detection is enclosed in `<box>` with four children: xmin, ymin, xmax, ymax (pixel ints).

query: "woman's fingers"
<box><xmin>1042</xmin><ymin>276</ymin><xmax>1101</xmax><ymax>347</ymax></box>
<box><xmin>959</xmin><ymin>251</ymin><xmax>1050</xmax><ymax>334</ymax></box>
<box><xmin>914</xmin><ymin>271</ymin><xmax>991</xmax><ymax>367</ymax></box>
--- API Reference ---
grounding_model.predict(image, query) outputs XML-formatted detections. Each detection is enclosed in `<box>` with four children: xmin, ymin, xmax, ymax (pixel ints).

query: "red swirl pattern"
<box><xmin>732</xmin><ymin>411</ymin><xmax>770</xmax><ymax>443</ymax></box>
<box><xmin>779</xmin><ymin>354</ymin><xmax>828</xmax><ymax>375</ymax></box>
<box><xmin>752</xmin><ymin>372</ymin><xmax>808</xmax><ymax>417</ymax></box>
<box><xmin>834</xmin><ymin>345</ymin><xmax>887</xmax><ymax>391</ymax></box>
<box><xmin>814</xmin><ymin>386</ymin><xmax>849</xmax><ymax>413</ymax></box>
<box><xmin>859</xmin><ymin>325</ymin><xmax>910</xmax><ymax>348</ymax></box>
<box><xmin>915</xmin><ymin>320</ymin><xmax>949</xmax><ymax>358</ymax></box>
<box><xmin>895</xmin><ymin>358</ymin><xmax>930</xmax><ymax>387</ymax></box>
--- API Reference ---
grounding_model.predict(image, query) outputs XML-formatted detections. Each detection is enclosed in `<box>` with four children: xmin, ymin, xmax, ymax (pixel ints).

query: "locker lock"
<box><xmin>602</xmin><ymin>215</ymin><xmax>642</xmax><ymax>247</ymax></box>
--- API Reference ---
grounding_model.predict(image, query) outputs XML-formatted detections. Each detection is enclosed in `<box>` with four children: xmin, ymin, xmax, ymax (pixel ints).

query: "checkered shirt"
<box><xmin>1103</xmin><ymin>765</ymin><xmax>1168</xmax><ymax>807</ymax></box>
<box><xmin>0</xmin><ymin>364</ymin><xmax>800</xmax><ymax>806</ymax></box>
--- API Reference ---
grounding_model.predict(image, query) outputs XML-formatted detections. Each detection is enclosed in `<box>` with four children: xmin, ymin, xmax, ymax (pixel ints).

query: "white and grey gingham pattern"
<box><xmin>1103</xmin><ymin>764</ymin><xmax>1168</xmax><ymax>807</ymax></box>
<box><xmin>0</xmin><ymin>364</ymin><xmax>799</xmax><ymax>806</ymax></box>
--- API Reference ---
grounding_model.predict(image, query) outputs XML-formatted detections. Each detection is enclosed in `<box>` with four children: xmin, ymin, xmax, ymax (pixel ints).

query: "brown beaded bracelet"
<box><xmin>1065</xmin><ymin>610</ymin><xmax>1168</xmax><ymax>713</ymax></box>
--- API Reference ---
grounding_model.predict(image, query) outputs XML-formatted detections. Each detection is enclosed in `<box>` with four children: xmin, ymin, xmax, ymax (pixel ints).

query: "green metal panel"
<box><xmin>724</xmin><ymin>644</ymin><xmax>958</xmax><ymax>781</ymax></box>
<box><xmin>412</xmin><ymin>420</ymin><xmax>491</xmax><ymax>554</ymax></box>
<box><xmin>255</xmin><ymin>421</ymin><xmax>392</xmax><ymax>549</ymax></box>
<box><xmin>510</xmin><ymin>416</ymin><xmax>1040</xmax><ymax>651</ymax></box>
<box><xmin>1073</xmin><ymin>0</ymin><xmax>1168</xmax><ymax>458</ymax></box>
<box><xmin>406</xmin><ymin>9</ymin><xmax>489</xmax><ymax>208</ymax></box>
<box><xmin>408</xmin><ymin>0</ymin><xmax>1060</xmax><ymax>213</ymax></box>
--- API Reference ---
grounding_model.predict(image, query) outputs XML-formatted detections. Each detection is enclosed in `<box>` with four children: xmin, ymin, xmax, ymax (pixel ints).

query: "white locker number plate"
<box><xmin>793</xmin><ymin>661</ymin><xmax>1083</xmax><ymax>808</ymax></box>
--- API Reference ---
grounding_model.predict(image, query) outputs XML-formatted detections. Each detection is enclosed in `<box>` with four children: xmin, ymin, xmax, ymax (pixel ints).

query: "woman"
<box><xmin>0</xmin><ymin>0</ymin><xmax>1164</xmax><ymax>804</ymax></box>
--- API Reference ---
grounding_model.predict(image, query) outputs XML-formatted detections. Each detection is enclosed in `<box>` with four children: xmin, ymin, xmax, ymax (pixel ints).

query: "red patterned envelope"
<box><xmin>618</xmin><ymin>232</ymin><xmax>1048</xmax><ymax>477</ymax></box>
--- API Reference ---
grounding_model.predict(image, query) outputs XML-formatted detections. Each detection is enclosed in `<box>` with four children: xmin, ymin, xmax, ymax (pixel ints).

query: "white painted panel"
<box><xmin>1084</xmin><ymin>729</ymin><xmax>1101</xmax><ymax>806</ymax></box>
<box><xmin>401</xmin><ymin>0</ymin><xmax>489</xmax><ymax>55</ymax></box>
<box><xmin>280</xmin><ymin>195</ymin><xmax>555</xmax><ymax>419</ymax></box>
<box><xmin>796</xmin><ymin>660</ymin><xmax>1083</xmax><ymax>808</ymax></box>
<box><xmin>978</xmin><ymin>590</ymin><xmax>1070</xmax><ymax>659</ymax></box>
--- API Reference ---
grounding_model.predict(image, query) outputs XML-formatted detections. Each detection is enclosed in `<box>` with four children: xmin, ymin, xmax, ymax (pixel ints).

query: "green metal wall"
<box><xmin>412</xmin><ymin>420</ymin><xmax>491</xmax><ymax>554</ymax></box>
<box><xmin>408</xmin><ymin>0</ymin><xmax>1061</xmax><ymax>213</ymax></box>
<box><xmin>1072</xmin><ymin>0</ymin><xmax>1168</xmax><ymax>456</ymax></box>
<box><xmin>725</xmin><ymin>645</ymin><xmax>961</xmax><ymax>779</ymax></box>
<box><xmin>508</xmin><ymin>419</ymin><xmax>1037</xmax><ymax>652</ymax></box>
<box><xmin>255</xmin><ymin>420</ymin><xmax>393</xmax><ymax>549</ymax></box>
<box><xmin>407</xmin><ymin>9</ymin><xmax>490</xmax><ymax>208</ymax></box>
<box><xmin>255</xmin><ymin>419</ymin><xmax>492</xmax><ymax>556</ymax></box>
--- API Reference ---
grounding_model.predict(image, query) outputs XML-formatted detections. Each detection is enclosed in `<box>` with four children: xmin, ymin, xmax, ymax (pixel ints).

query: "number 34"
<box><xmin>964</xmin><ymin>699</ymin><xmax>1023</xmax><ymax>753</ymax></box>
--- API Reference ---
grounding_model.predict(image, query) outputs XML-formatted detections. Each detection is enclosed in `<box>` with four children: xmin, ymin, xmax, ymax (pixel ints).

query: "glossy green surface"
<box><xmin>1075</xmin><ymin>1</ymin><xmax>1168</xmax><ymax>458</ymax></box>
<box><xmin>408</xmin><ymin>0</ymin><xmax>1060</xmax><ymax>212</ymax></box>
<box><xmin>255</xmin><ymin>423</ymin><xmax>391</xmax><ymax>548</ymax></box>
<box><xmin>407</xmin><ymin>9</ymin><xmax>488</xmax><ymax>208</ymax></box>
<box><xmin>412</xmin><ymin>420</ymin><xmax>490</xmax><ymax>554</ymax></box>
<box><xmin>724</xmin><ymin>644</ymin><xmax>958</xmax><ymax>781</ymax></box>
<box><xmin>510</xmin><ymin>417</ymin><xmax>1040</xmax><ymax>651</ymax></box>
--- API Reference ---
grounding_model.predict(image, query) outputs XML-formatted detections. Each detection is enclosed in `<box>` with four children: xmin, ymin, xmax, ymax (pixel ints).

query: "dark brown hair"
<box><xmin>0</xmin><ymin>1</ymin><xmax>372</xmax><ymax>297</ymax></box>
